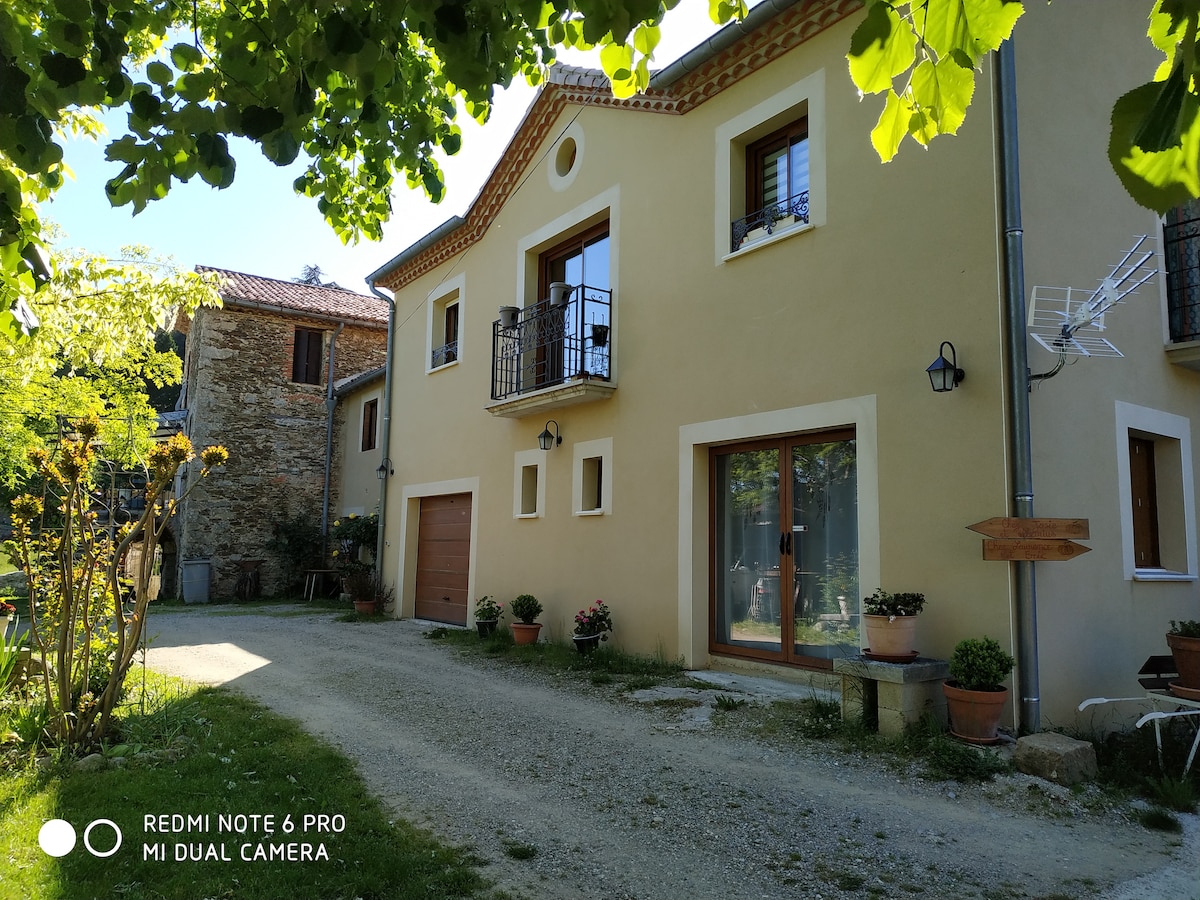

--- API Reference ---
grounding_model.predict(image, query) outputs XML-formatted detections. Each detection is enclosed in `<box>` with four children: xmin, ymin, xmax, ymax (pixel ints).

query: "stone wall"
<box><xmin>174</xmin><ymin>306</ymin><xmax>387</xmax><ymax>598</ymax></box>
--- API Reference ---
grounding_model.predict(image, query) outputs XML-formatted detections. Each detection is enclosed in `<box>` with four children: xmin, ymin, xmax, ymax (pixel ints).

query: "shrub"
<box><xmin>949</xmin><ymin>636</ymin><xmax>1015</xmax><ymax>691</ymax></box>
<box><xmin>862</xmin><ymin>589</ymin><xmax>926</xmax><ymax>617</ymax></box>
<box><xmin>511</xmin><ymin>594</ymin><xmax>542</xmax><ymax>624</ymax></box>
<box><xmin>1169</xmin><ymin>619</ymin><xmax>1200</xmax><ymax>638</ymax></box>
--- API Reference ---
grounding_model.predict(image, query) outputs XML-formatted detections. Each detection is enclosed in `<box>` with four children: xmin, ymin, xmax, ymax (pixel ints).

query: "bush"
<box><xmin>1169</xmin><ymin>619</ymin><xmax>1200</xmax><ymax>638</ymax></box>
<box><xmin>862</xmin><ymin>588</ymin><xmax>925</xmax><ymax>617</ymax></box>
<box><xmin>511</xmin><ymin>594</ymin><xmax>542</xmax><ymax>624</ymax></box>
<box><xmin>949</xmin><ymin>636</ymin><xmax>1015</xmax><ymax>691</ymax></box>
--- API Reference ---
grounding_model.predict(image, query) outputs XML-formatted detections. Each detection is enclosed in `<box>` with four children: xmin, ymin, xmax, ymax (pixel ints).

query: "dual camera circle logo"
<box><xmin>38</xmin><ymin>818</ymin><xmax>123</xmax><ymax>858</ymax></box>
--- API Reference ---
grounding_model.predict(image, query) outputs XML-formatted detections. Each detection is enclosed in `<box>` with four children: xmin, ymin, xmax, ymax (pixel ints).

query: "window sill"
<box><xmin>1133</xmin><ymin>568</ymin><xmax>1198</xmax><ymax>582</ymax></box>
<box><xmin>723</xmin><ymin>221</ymin><xmax>814</xmax><ymax>263</ymax></box>
<box><xmin>486</xmin><ymin>378</ymin><xmax>617</xmax><ymax>418</ymax></box>
<box><xmin>573</xmin><ymin>509</ymin><xmax>606</xmax><ymax>517</ymax></box>
<box><xmin>514</xmin><ymin>512</ymin><xmax>541</xmax><ymax>520</ymax></box>
<box><xmin>426</xmin><ymin>360</ymin><xmax>459</xmax><ymax>375</ymax></box>
<box><xmin>1164</xmin><ymin>338</ymin><xmax>1200</xmax><ymax>371</ymax></box>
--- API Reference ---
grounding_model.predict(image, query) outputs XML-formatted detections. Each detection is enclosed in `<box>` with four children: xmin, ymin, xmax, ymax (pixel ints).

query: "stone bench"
<box><xmin>832</xmin><ymin>656</ymin><xmax>950</xmax><ymax>735</ymax></box>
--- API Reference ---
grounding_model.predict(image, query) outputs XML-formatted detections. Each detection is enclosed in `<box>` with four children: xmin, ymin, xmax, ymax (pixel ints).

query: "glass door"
<box><xmin>711</xmin><ymin>431</ymin><xmax>858</xmax><ymax>668</ymax></box>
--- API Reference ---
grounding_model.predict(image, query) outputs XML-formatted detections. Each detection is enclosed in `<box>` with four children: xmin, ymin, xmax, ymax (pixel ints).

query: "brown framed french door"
<box><xmin>710</xmin><ymin>430</ymin><xmax>858</xmax><ymax>669</ymax></box>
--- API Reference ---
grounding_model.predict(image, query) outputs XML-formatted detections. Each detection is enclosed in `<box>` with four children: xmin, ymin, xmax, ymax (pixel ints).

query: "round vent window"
<box><xmin>548</xmin><ymin>123</ymin><xmax>584</xmax><ymax>191</ymax></box>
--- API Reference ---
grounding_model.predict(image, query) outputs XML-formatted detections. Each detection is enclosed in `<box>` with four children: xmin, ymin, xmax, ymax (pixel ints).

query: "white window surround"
<box><xmin>715</xmin><ymin>67</ymin><xmax>826</xmax><ymax>265</ymax></box>
<box><xmin>513</xmin><ymin>449</ymin><xmax>547</xmax><ymax>518</ymax></box>
<box><xmin>572</xmin><ymin>437</ymin><xmax>613</xmax><ymax>516</ymax></box>
<box><xmin>548</xmin><ymin>121</ymin><xmax>585</xmax><ymax>193</ymax></box>
<box><xmin>426</xmin><ymin>273</ymin><xmax>465</xmax><ymax>374</ymax></box>
<box><xmin>677</xmin><ymin>395</ymin><xmax>879</xmax><ymax>668</ymax></box>
<box><xmin>1114</xmin><ymin>401</ymin><xmax>1198</xmax><ymax>581</ymax></box>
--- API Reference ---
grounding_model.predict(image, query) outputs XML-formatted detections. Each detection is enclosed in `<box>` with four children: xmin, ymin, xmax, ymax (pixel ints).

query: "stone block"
<box><xmin>1014</xmin><ymin>732</ymin><xmax>1098</xmax><ymax>786</ymax></box>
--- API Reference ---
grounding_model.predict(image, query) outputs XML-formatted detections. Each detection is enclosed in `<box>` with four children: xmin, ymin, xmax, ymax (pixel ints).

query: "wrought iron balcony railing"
<box><xmin>431</xmin><ymin>341</ymin><xmax>458</xmax><ymax>368</ymax></box>
<box><xmin>1165</xmin><ymin>209</ymin><xmax>1200</xmax><ymax>343</ymax></box>
<box><xmin>492</xmin><ymin>285</ymin><xmax>612</xmax><ymax>401</ymax></box>
<box><xmin>730</xmin><ymin>190</ymin><xmax>810</xmax><ymax>253</ymax></box>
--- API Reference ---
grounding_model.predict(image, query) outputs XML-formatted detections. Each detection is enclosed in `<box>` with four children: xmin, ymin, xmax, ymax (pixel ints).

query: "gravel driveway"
<box><xmin>143</xmin><ymin>605</ymin><xmax>1199</xmax><ymax>900</ymax></box>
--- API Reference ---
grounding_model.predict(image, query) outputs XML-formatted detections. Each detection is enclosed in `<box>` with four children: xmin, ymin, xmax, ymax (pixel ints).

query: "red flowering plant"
<box><xmin>573</xmin><ymin>600</ymin><xmax>613</xmax><ymax>640</ymax></box>
<box><xmin>0</xmin><ymin>599</ymin><xmax>15</xmax><ymax>616</ymax></box>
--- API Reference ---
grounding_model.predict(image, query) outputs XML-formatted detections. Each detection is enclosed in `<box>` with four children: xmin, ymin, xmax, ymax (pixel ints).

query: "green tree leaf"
<box><xmin>848</xmin><ymin>1</ymin><xmax>918</xmax><ymax>95</ymax></box>
<box><xmin>1110</xmin><ymin>80</ymin><xmax>1200</xmax><ymax>212</ymax></box>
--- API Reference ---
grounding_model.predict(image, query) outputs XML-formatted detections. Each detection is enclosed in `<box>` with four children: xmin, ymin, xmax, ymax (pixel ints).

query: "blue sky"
<box><xmin>43</xmin><ymin>6</ymin><xmax>730</xmax><ymax>292</ymax></box>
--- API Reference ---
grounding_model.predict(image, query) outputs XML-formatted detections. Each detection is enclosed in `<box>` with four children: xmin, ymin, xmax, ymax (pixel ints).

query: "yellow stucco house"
<box><xmin>367</xmin><ymin>0</ymin><xmax>1200</xmax><ymax>732</ymax></box>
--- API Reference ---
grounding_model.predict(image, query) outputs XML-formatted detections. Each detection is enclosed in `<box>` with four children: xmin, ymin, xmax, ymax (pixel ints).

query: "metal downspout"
<box><xmin>367</xmin><ymin>283</ymin><xmax>396</xmax><ymax>578</ymax></box>
<box><xmin>322</xmin><ymin>323</ymin><xmax>345</xmax><ymax>547</ymax></box>
<box><xmin>996</xmin><ymin>40</ymin><xmax>1040</xmax><ymax>734</ymax></box>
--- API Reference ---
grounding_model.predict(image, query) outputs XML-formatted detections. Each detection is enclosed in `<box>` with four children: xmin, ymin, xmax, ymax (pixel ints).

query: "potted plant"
<box><xmin>861</xmin><ymin>588</ymin><xmax>926</xmax><ymax>660</ymax></box>
<box><xmin>1167</xmin><ymin>620</ymin><xmax>1200</xmax><ymax>695</ymax></box>
<box><xmin>572</xmin><ymin>600</ymin><xmax>613</xmax><ymax>654</ymax></box>
<box><xmin>943</xmin><ymin>636</ymin><xmax>1015</xmax><ymax>744</ymax></box>
<box><xmin>509</xmin><ymin>594</ymin><xmax>543</xmax><ymax>645</ymax></box>
<box><xmin>475</xmin><ymin>596</ymin><xmax>504</xmax><ymax>637</ymax></box>
<box><xmin>343</xmin><ymin>568</ymin><xmax>379</xmax><ymax>615</ymax></box>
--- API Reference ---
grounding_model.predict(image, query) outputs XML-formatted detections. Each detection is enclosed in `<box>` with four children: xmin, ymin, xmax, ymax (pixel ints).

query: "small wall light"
<box><xmin>376</xmin><ymin>458</ymin><xmax>393</xmax><ymax>479</ymax></box>
<box><xmin>926</xmin><ymin>341</ymin><xmax>965</xmax><ymax>393</ymax></box>
<box><xmin>537</xmin><ymin>420</ymin><xmax>562</xmax><ymax>451</ymax></box>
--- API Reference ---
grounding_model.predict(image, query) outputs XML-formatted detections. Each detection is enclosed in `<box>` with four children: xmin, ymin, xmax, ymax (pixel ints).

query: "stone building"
<box><xmin>173</xmin><ymin>267</ymin><xmax>389</xmax><ymax>598</ymax></box>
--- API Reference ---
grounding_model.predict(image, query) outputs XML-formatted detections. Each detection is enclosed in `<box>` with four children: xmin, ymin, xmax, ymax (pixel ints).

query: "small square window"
<box><xmin>513</xmin><ymin>449</ymin><xmax>545</xmax><ymax>518</ymax></box>
<box><xmin>572</xmin><ymin>437</ymin><xmax>612</xmax><ymax>516</ymax></box>
<box><xmin>292</xmin><ymin>327</ymin><xmax>323</xmax><ymax>384</ymax></box>
<box><xmin>361</xmin><ymin>398</ymin><xmax>379</xmax><ymax>452</ymax></box>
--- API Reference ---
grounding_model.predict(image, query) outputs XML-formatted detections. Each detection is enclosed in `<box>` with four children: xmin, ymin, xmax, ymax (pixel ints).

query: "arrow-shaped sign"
<box><xmin>981</xmin><ymin>539</ymin><xmax>1092</xmax><ymax>561</ymax></box>
<box><xmin>968</xmin><ymin>517</ymin><xmax>1090</xmax><ymax>541</ymax></box>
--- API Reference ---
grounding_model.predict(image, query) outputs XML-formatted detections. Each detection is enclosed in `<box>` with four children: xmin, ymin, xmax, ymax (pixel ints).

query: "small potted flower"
<box><xmin>509</xmin><ymin>594</ymin><xmax>543</xmax><ymax>645</ymax></box>
<box><xmin>573</xmin><ymin>600</ymin><xmax>613</xmax><ymax>654</ymax></box>
<box><xmin>943</xmin><ymin>636</ymin><xmax>1015</xmax><ymax>744</ymax></box>
<box><xmin>1167</xmin><ymin>620</ymin><xmax>1200</xmax><ymax>695</ymax></box>
<box><xmin>861</xmin><ymin>588</ymin><xmax>926</xmax><ymax>661</ymax></box>
<box><xmin>1</xmin><ymin>599</ymin><xmax>15</xmax><ymax>628</ymax></box>
<box><xmin>475</xmin><ymin>596</ymin><xmax>504</xmax><ymax>637</ymax></box>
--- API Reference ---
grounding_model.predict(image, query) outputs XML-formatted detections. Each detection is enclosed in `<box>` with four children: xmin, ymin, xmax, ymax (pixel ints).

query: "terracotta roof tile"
<box><xmin>197</xmin><ymin>266</ymin><xmax>388</xmax><ymax>325</ymax></box>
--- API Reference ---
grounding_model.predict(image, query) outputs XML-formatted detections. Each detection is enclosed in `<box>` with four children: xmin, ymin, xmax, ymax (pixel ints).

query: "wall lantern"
<box><xmin>376</xmin><ymin>458</ymin><xmax>394</xmax><ymax>480</ymax></box>
<box><xmin>537</xmin><ymin>420</ymin><xmax>562</xmax><ymax>451</ymax></box>
<box><xmin>926</xmin><ymin>341</ymin><xmax>965</xmax><ymax>393</ymax></box>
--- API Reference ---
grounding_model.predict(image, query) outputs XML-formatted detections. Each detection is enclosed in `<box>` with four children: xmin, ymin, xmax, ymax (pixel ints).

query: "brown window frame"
<box><xmin>292</xmin><ymin>327</ymin><xmax>324</xmax><ymax>385</ymax></box>
<box><xmin>533</xmin><ymin>221</ymin><xmax>610</xmax><ymax>388</ymax></box>
<box><xmin>745</xmin><ymin>117</ymin><xmax>808</xmax><ymax>217</ymax></box>
<box><xmin>442</xmin><ymin>301</ymin><xmax>460</xmax><ymax>363</ymax></box>
<box><xmin>362</xmin><ymin>398</ymin><xmax>379</xmax><ymax>452</ymax></box>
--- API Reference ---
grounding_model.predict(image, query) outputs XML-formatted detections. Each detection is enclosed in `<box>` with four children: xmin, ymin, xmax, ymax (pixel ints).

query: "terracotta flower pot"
<box><xmin>1166</xmin><ymin>632</ymin><xmax>1200</xmax><ymax>689</ymax></box>
<box><xmin>943</xmin><ymin>681</ymin><xmax>1008</xmax><ymax>744</ymax></box>
<box><xmin>511</xmin><ymin>622</ymin><xmax>542</xmax><ymax>645</ymax></box>
<box><xmin>353</xmin><ymin>600</ymin><xmax>377</xmax><ymax>615</ymax></box>
<box><xmin>863</xmin><ymin>614</ymin><xmax>918</xmax><ymax>657</ymax></box>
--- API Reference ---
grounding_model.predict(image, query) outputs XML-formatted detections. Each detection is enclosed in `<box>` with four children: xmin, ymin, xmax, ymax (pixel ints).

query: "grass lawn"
<box><xmin>0</xmin><ymin>673</ymin><xmax>488</xmax><ymax>900</ymax></box>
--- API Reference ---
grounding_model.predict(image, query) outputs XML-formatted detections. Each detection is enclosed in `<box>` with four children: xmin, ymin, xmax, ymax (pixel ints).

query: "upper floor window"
<box><xmin>427</xmin><ymin>276</ymin><xmax>464</xmax><ymax>373</ymax></box>
<box><xmin>716</xmin><ymin>69</ymin><xmax>824</xmax><ymax>261</ymax></box>
<box><xmin>361</xmin><ymin>398</ymin><xmax>379</xmax><ymax>452</ymax></box>
<box><xmin>1164</xmin><ymin>199</ymin><xmax>1200</xmax><ymax>343</ymax></box>
<box><xmin>746</xmin><ymin>118</ymin><xmax>809</xmax><ymax>232</ymax></box>
<box><xmin>292</xmin><ymin>327</ymin><xmax>323</xmax><ymax>385</ymax></box>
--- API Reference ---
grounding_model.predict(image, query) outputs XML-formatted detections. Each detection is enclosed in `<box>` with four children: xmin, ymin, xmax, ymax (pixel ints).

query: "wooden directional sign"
<box><xmin>967</xmin><ymin>517</ymin><xmax>1090</xmax><ymax>541</ymax></box>
<box><xmin>981</xmin><ymin>539</ymin><xmax>1091</xmax><ymax>561</ymax></box>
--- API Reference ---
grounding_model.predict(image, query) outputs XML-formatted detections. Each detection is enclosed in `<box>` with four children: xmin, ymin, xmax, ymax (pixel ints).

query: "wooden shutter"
<box><xmin>1130</xmin><ymin>436</ymin><xmax>1161</xmax><ymax>567</ymax></box>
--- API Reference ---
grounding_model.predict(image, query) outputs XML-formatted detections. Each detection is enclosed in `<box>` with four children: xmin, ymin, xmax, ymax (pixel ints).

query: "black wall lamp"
<box><xmin>537</xmin><ymin>420</ymin><xmax>562</xmax><ymax>451</ymax></box>
<box><xmin>926</xmin><ymin>341</ymin><xmax>965</xmax><ymax>393</ymax></box>
<box><xmin>375</xmin><ymin>457</ymin><xmax>393</xmax><ymax>479</ymax></box>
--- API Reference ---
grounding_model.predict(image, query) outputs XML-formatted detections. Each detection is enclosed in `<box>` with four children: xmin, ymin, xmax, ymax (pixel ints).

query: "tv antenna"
<box><xmin>1028</xmin><ymin>235</ymin><xmax>1157</xmax><ymax>367</ymax></box>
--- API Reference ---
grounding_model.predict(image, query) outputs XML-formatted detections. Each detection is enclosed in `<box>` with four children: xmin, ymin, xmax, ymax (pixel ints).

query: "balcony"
<box><xmin>487</xmin><ymin>284</ymin><xmax>614</xmax><ymax>418</ymax></box>
<box><xmin>731</xmin><ymin>190</ymin><xmax>810</xmax><ymax>253</ymax></box>
<box><xmin>1164</xmin><ymin>207</ymin><xmax>1200</xmax><ymax>370</ymax></box>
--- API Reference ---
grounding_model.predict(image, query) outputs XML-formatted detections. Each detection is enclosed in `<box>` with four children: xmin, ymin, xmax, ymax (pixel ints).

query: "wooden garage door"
<box><xmin>414</xmin><ymin>493</ymin><xmax>471</xmax><ymax>624</ymax></box>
